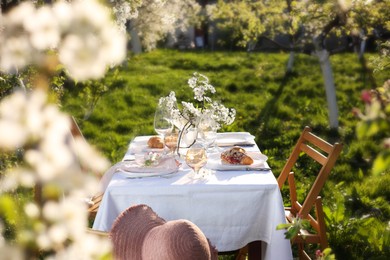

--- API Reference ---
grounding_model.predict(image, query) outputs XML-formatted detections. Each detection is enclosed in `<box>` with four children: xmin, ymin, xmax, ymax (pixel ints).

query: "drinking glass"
<box><xmin>198</xmin><ymin>117</ymin><xmax>218</xmax><ymax>153</ymax></box>
<box><xmin>185</xmin><ymin>142</ymin><xmax>208</xmax><ymax>179</ymax></box>
<box><xmin>154</xmin><ymin>103</ymin><xmax>174</xmax><ymax>150</ymax></box>
<box><xmin>164</xmin><ymin>130</ymin><xmax>178</xmax><ymax>155</ymax></box>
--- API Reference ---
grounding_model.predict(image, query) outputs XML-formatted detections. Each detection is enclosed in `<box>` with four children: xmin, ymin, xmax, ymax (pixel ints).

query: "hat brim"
<box><xmin>110</xmin><ymin>204</ymin><xmax>166</xmax><ymax>259</ymax></box>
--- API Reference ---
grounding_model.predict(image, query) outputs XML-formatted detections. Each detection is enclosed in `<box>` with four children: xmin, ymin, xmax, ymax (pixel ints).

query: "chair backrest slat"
<box><xmin>299</xmin><ymin>143</ymin><xmax>328</xmax><ymax>166</ymax></box>
<box><xmin>304</xmin><ymin>131</ymin><xmax>333</xmax><ymax>154</ymax></box>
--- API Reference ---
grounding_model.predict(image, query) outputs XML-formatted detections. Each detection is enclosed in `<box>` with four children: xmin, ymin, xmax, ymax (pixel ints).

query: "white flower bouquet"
<box><xmin>158</xmin><ymin>72</ymin><xmax>236</xmax><ymax>148</ymax></box>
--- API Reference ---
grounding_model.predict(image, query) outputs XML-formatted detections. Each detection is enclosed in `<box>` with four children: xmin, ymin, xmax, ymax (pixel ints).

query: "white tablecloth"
<box><xmin>92</xmin><ymin>133</ymin><xmax>293</xmax><ymax>260</ymax></box>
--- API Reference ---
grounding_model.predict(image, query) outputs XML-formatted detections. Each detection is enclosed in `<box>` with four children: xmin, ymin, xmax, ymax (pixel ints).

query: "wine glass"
<box><xmin>185</xmin><ymin>142</ymin><xmax>208</xmax><ymax>179</ymax></box>
<box><xmin>154</xmin><ymin>103</ymin><xmax>173</xmax><ymax>151</ymax></box>
<box><xmin>198</xmin><ymin>117</ymin><xmax>218</xmax><ymax>153</ymax></box>
<box><xmin>164</xmin><ymin>130</ymin><xmax>178</xmax><ymax>156</ymax></box>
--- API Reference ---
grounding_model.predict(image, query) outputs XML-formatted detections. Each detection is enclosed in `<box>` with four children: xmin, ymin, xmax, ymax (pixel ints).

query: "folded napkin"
<box><xmin>215</xmin><ymin>132</ymin><xmax>255</xmax><ymax>147</ymax></box>
<box><xmin>98</xmin><ymin>157</ymin><xmax>178</xmax><ymax>192</ymax></box>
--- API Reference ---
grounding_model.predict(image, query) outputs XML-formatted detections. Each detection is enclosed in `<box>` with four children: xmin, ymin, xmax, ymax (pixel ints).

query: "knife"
<box><xmin>217</xmin><ymin>142</ymin><xmax>255</xmax><ymax>147</ymax></box>
<box><xmin>215</xmin><ymin>167</ymin><xmax>271</xmax><ymax>171</ymax></box>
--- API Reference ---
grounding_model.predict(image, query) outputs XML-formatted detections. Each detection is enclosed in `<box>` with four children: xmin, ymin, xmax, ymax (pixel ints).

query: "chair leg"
<box><xmin>236</xmin><ymin>245</ymin><xmax>248</xmax><ymax>260</ymax></box>
<box><xmin>297</xmin><ymin>242</ymin><xmax>306</xmax><ymax>260</ymax></box>
<box><xmin>301</xmin><ymin>249</ymin><xmax>312</xmax><ymax>260</ymax></box>
<box><xmin>248</xmin><ymin>241</ymin><xmax>262</xmax><ymax>260</ymax></box>
<box><xmin>315</xmin><ymin>196</ymin><xmax>328</xmax><ymax>250</ymax></box>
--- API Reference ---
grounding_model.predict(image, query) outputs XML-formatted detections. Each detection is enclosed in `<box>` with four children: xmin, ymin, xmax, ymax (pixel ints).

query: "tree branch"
<box><xmin>258</xmin><ymin>36</ymin><xmax>313</xmax><ymax>55</ymax></box>
<box><xmin>315</xmin><ymin>11</ymin><xmax>347</xmax><ymax>49</ymax></box>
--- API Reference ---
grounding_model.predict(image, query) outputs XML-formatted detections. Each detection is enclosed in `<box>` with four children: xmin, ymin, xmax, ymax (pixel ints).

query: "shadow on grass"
<box><xmin>251</xmin><ymin>71</ymin><xmax>293</xmax><ymax>137</ymax></box>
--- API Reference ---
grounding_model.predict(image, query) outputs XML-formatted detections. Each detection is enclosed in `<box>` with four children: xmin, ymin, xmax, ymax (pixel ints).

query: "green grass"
<box><xmin>62</xmin><ymin>49</ymin><xmax>389</xmax><ymax>259</ymax></box>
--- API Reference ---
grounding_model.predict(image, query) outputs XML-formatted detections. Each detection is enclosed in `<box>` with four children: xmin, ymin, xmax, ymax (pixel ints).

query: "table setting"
<box><xmin>92</xmin><ymin>73</ymin><xmax>292</xmax><ymax>259</ymax></box>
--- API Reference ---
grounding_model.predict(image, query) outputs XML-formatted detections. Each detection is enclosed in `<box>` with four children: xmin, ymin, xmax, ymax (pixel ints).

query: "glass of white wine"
<box><xmin>164</xmin><ymin>130</ymin><xmax>178</xmax><ymax>156</ymax></box>
<box><xmin>185</xmin><ymin>142</ymin><xmax>208</xmax><ymax>179</ymax></box>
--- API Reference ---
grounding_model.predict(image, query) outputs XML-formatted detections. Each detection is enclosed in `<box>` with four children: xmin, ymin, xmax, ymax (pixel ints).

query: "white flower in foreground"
<box><xmin>0</xmin><ymin>89</ymin><xmax>107</xmax><ymax>193</ymax></box>
<box><xmin>24</xmin><ymin>5</ymin><xmax>60</xmax><ymax>50</ymax></box>
<box><xmin>24</xmin><ymin>203</ymin><xmax>40</xmax><ymax>219</ymax></box>
<box><xmin>0</xmin><ymin>91</ymin><xmax>31</xmax><ymax>149</ymax></box>
<box><xmin>72</xmin><ymin>136</ymin><xmax>110</xmax><ymax>174</ymax></box>
<box><xmin>52</xmin><ymin>0</ymin><xmax>73</xmax><ymax>30</ymax></box>
<box><xmin>0</xmin><ymin>37</ymin><xmax>36</xmax><ymax>73</ymax></box>
<box><xmin>0</xmin><ymin>244</ymin><xmax>24</xmax><ymax>260</ymax></box>
<box><xmin>0</xmin><ymin>0</ymin><xmax>126</xmax><ymax>80</ymax></box>
<box><xmin>59</xmin><ymin>34</ymin><xmax>114</xmax><ymax>80</ymax></box>
<box><xmin>57</xmin><ymin>0</ymin><xmax>126</xmax><ymax>80</ymax></box>
<box><xmin>0</xmin><ymin>121</ymin><xmax>28</xmax><ymax>149</ymax></box>
<box><xmin>0</xmin><ymin>2</ymin><xmax>39</xmax><ymax>72</ymax></box>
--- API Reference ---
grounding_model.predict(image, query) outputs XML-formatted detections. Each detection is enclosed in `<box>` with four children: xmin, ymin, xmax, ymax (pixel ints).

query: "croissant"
<box><xmin>147</xmin><ymin>136</ymin><xmax>164</xmax><ymax>149</ymax></box>
<box><xmin>220</xmin><ymin>146</ymin><xmax>254</xmax><ymax>165</ymax></box>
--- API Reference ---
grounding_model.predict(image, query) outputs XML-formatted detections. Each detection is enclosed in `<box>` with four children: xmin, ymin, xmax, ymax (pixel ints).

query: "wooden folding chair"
<box><xmin>277</xmin><ymin>126</ymin><xmax>343</xmax><ymax>259</ymax></box>
<box><xmin>70</xmin><ymin>116</ymin><xmax>103</xmax><ymax>222</ymax></box>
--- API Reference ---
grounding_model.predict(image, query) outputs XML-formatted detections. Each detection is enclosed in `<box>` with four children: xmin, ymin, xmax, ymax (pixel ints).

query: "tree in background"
<box><xmin>122</xmin><ymin>0</ymin><xmax>202</xmax><ymax>53</ymax></box>
<box><xmin>209</xmin><ymin>0</ymin><xmax>390</xmax><ymax>129</ymax></box>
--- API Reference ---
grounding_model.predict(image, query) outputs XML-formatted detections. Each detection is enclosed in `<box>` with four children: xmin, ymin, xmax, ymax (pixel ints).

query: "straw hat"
<box><xmin>110</xmin><ymin>204</ymin><xmax>218</xmax><ymax>260</ymax></box>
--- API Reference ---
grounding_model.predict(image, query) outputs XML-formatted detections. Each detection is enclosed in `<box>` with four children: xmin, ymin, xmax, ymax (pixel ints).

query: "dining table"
<box><xmin>92</xmin><ymin>132</ymin><xmax>293</xmax><ymax>260</ymax></box>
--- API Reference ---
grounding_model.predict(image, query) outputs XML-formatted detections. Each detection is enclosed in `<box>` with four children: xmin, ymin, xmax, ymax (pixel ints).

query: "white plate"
<box><xmin>116</xmin><ymin>157</ymin><xmax>179</xmax><ymax>178</ymax></box>
<box><xmin>206</xmin><ymin>152</ymin><xmax>268</xmax><ymax>171</ymax></box>
<box><xmin>216</xmin><ymin>132</ymin><xmax>255</xmax><ymax>146</ymax></box>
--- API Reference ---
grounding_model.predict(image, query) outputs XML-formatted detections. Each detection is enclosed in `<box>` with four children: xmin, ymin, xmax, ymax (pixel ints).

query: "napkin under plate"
<box><xmin>216</xmin><ymin>132</ymin><xmax>255</xmax><ymax>147</ymax></box>
<box><xmin>98</xmin><ymin>157</ymin><xmax>178</xmax><ymax>191</ymax></box>
<box><xmin>206</xmin><ymin>152</ymin><xmax>268</xmax><ymax>171</ymax></box>
<box><xmin>117</xmin><ymin>157</ymin><xmax>178</xmax><ymax>177</ymax></box>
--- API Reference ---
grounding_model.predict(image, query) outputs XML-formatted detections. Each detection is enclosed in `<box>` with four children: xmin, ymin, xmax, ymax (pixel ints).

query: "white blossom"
<box><xmin>0</xmin><ymin>1</ymin><xmax>117</xmax><ymax>258</ymax></box>
<box><xmin>37</xmin><ymin>232</ymin><xmax>52</xmax><ymax>250</ymax></box>
<box><xmin>0</xmin><ymin>0</ymin><xmax>126</xmax><ymax>81</ymax></box>
<box><xmin>0</xmin><ymin>121</ymin><xmax>28</xmax><ymax>149</ymax></box>
<box><xmin>161</xmin><ymin>72</ymin><xmax>236</xmax><ymax>131</ymax></box>
<box><xmin>24</xmin><ymin>203</ymin><xmax>40</xmax><ymax>219</ymax></box>
<box><xmin>71</xmin><ymin>136</ymin><xmax>110</xmax><ymax>175</ymax></box>
<box><xmin>56</xmin><ymin>0</ymin><xmax>126</xmax><ymax>80</ymax></box>
<box><xmin>48</xmin><ymin>224</ymin><xmax>68</xmax><ymax>244</ymax></box>
<box><xmin>24</xmin><ymin>5</ymin><xmax>60</xmax><ymax>50</ymax></box>
<box><xmin>129</xmin><ymin>0</ymin><xmax>201</xmax><ymax>51</ymax></box>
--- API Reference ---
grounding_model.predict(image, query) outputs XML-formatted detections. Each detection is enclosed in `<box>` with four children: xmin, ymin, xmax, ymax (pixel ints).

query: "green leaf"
<box><xmin>0</xmin><ymin>195</ymin><xmax>19</xmax><ymax>224</ymax></box>
<box><xmin>356</xmin><ymin>121</ymin><xmax>369</xmax><ymax>139</ymax></box>
<box><xmin>372</xmin><ymin>151</ymin><xmax>390</xmax><ymax>175</ymax></box>
<box><xmin>285</xmin><ymin>226</ymin><xmax>300</xmax><ymax>239</ymax></box>
<box><xmin>276</xmin><ymin>223</ymin><xmax>292</xmax><ymax>230</ymax></box>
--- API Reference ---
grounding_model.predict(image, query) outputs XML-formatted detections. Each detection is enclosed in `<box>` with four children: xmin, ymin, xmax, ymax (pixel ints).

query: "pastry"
<box><xmin>147</xmin><ymin>136</ymin><xmax>164</xmax><ymax>149</ymax></box>
<box><xmin>220</xmin><ymin>146</ymin><xmax>253</xmax><ymax>165</ymax></box>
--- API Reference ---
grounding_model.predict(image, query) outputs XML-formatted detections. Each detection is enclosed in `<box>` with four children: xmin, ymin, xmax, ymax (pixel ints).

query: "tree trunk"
<box><xmin>129</xmin><ymin>25</ymin><xmax>142</xmax><ymax>54</ymax></box>
<box><xmin>359</xmin><ymin>38</ymin><xmax>366</xmax><ymax>60</ymax></box>
<box><xmin>315</xmin><ymin>49</ymin><xmax>339</xmax><ymax>129</ymax></box>
<box><xmin>286</xmin><ymin>51</ymin><xmax>295</xmax><ymax>73</ymax></box>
